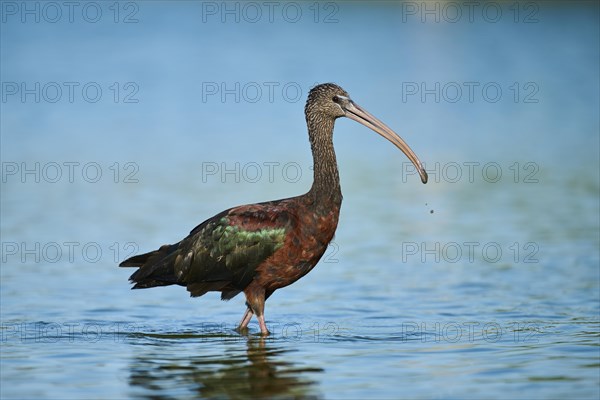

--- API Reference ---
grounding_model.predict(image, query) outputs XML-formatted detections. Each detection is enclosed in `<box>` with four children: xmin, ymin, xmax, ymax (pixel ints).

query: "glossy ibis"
<box><xmin>120</xmin><ymin>83</ymin><xmax>428</xmax><ymax>334</ymax></box>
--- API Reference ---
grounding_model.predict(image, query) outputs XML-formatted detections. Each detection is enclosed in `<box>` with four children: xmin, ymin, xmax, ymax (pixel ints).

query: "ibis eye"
<box><xmin>332</xmin><ymin>95</ymin><xmax>340</xmax><ymax>103</ymax></box>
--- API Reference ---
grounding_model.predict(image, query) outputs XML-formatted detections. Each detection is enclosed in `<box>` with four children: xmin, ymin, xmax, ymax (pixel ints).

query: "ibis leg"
<box><xmin>243</xmin><ymin>283</ymin><xmax>270</xmax><ymax>335</ymax></box>
<box><xmin>238</xmin><ymin>307</ymin><xmax>253</xmax><ymax>330</ymax></box>
<box><xmin>257</xmin><ymin>314</ymin><xmax>269</xmax><ymax>335</ymax></box>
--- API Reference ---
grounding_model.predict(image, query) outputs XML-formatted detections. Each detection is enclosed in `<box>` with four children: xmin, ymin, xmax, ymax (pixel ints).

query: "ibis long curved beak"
<box><xmin>343</xmin><ymin>101</ymin><xmax>428</xmax><ymax>184</ymax></box>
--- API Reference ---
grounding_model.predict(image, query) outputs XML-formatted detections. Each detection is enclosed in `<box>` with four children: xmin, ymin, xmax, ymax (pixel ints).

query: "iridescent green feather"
<box><xmin>176</xmin><ymin>216</ymin><xmax>286</xmax><ymax>289</ymax></box>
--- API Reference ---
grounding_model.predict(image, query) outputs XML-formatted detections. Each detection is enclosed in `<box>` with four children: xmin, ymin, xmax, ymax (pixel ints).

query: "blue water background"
<box><xmin>1</xmin><ymin>1</ymin><xmax>599</xmax><ymax>399</ymax></box>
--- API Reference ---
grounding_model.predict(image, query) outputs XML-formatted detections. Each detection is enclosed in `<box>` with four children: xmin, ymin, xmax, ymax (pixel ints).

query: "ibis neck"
<box><xmin>307</xmin><ymin>119</ymin><xmax>342</xmax><ymax>206</ymax></box>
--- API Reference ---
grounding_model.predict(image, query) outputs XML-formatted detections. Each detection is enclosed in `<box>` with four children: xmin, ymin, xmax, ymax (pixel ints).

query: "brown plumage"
<box><xmin>120</xmin><ymin>83</ymin><xmax>427</xmax><ymax>334</ymax></box>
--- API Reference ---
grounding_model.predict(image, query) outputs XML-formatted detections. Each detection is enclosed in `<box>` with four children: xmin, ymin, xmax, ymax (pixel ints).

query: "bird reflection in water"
<box><xmin>127</xmin><ymin>334</ymin><xmax>323</xmax><ymax>399</ymax></box>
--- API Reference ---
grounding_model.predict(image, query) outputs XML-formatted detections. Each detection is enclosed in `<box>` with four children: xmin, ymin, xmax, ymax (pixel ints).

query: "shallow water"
<box><xmin>1</xmin><ymin>2</ymin><xmax>599</xmax><ymax>399</ymax></box>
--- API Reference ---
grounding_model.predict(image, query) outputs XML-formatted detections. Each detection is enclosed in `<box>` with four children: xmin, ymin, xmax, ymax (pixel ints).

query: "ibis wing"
<box><xmin>174</xmin><ymin>202</ymin><xmax>292</xmax><ymax>296</ymax></box>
